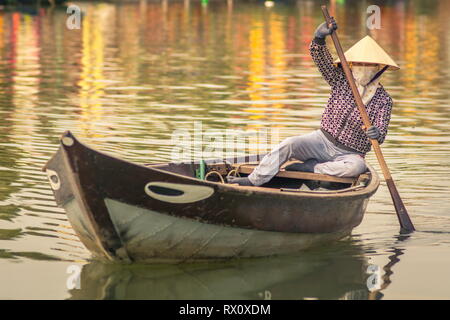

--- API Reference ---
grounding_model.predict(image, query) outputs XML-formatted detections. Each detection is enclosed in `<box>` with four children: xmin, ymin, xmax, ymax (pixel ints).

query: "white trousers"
<box><xmin>248</xmin><ymin>130</ymin><xmax>367</xmax><ymax>186</ymax></box>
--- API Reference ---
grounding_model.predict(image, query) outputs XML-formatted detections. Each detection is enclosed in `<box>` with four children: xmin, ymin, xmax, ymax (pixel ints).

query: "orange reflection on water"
<box><xmin>77</xmin><ymin>5</ymin><xmax>108</xmax><ymax>139</ymax></box>
<box><xmin>9</xmin><ymin>13</ymin><xmax>41</xmax><ymax>155</ymax></box>
<box><xmin>245</xmin><ymin>12</ymin><xmax>288</xmax><ymax>128</ymax></box>
<box><xmin>1</xmin><ymin>1</ymin><xmax>448</xmax><ymax>143</ymax></box>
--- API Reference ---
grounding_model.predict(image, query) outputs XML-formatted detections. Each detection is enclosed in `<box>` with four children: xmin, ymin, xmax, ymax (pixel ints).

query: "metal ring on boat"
<box><xmin>144</xmin><ymin>182</ymin><xmax>214</xmax><ymax>204</ymax></box>
<box><xmin>46</xmin><ymin>169</ymin><xmax>61</xmax><ymax>190</ymax></box>
<box><xmin>61</xmin><ymin>136</ymin><xmax>74</xmax><ymax>147</ymax></box>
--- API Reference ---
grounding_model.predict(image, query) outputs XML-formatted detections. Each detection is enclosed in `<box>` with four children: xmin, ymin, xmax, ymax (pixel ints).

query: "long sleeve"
<box><xmin>374</xmin><ymin>97</ymin><xmax>393</xmax><ymax>145</ymax></box>
<box><xmin>309</xmin><ymin>38</ymin><xmax>345</xmax><ymax>87</ymax></box>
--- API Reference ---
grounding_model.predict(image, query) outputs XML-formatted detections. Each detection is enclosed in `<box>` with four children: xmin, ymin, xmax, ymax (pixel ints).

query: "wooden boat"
<box><xmin>43</xmin><ymin>131</ymin><xmax>379</xmax><ymax>263</ymax></box>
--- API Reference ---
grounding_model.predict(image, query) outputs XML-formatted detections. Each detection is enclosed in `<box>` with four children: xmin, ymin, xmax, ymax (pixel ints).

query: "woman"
<box><xmin>228</xmin><ymin>18</ymin><xmax>399</xmax><ymax>186</ymax></box>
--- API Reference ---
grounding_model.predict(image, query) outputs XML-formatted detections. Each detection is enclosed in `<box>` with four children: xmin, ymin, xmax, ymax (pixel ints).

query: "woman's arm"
<box><xmin>309</xmin><ymin>39</ymin><xmax>345</xmax><ymax>87</ymax></box>
<box><xmin>373</xmin><ymin>97</ymin><xmax>393</xmax><ymax>145</ymax></box>
<box><xmin>309</xmin><ymin>18</ymin><xmax>344</xmax><ymax>87</ymax></box>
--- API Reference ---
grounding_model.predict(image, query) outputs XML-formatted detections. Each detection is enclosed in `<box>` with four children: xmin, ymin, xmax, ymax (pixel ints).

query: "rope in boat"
<box><xmin>204</xmin><ymin>171</ymin><xmax>225</xmax><ymax>184</ymax></box>
<box><xmin>226</xmin><ymin>164</ymin><xmax>242</xmax><ymax>178</ymax></box>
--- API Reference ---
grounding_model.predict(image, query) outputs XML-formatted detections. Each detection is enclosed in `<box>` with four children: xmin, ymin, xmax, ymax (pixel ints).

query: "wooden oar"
<box><xmin>320</xmin><ymin>5</ymin><xmax>415</xmax><ymax>233</ymax></box>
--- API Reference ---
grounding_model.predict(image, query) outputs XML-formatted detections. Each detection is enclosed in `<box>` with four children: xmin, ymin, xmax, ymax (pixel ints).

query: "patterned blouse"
<box><xmin>309</xmin><ymin>38</ymin><xmax>393</xmax><ymax>154</ymax></box>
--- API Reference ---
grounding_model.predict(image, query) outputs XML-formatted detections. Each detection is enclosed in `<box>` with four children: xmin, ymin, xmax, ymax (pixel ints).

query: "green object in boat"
<box><xmin>196</xmin><ymin>160</ymin><xmax>206</xmax><ymax>180</ymax></box>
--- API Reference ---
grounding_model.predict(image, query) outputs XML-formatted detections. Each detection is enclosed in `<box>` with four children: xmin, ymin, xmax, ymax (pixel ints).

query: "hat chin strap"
<box><xmin>367</xmin><ymin>65</ymin><xmax>389</xmax><ymax>86</ymax></box>
<box><xmin>354</xmin><ymin>65</ymin><xmax>389</xmax><ymax>105</ymax></box>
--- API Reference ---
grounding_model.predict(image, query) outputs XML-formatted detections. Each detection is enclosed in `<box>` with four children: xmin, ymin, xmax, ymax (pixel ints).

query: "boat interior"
<box><xmin>146</xmin><ymin>160</ymin><xmax>371</xmax><ymax>193</ymax></box>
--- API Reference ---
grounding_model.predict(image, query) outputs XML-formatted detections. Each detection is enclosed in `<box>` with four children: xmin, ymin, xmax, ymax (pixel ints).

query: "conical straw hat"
<box><xmin>334</xmin><ymin>35</ymin><xmax>399</xmax><ymax>70</ymax></box>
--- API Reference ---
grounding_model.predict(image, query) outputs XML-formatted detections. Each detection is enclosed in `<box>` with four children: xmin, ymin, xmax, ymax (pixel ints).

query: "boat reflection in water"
<box><xmin>68</xmin><ymin>242</ymin><xmax>370</xmax><ymax>300</ymax></box>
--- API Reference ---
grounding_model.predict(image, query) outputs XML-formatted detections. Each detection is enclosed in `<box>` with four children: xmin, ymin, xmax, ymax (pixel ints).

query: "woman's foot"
<box><xmin>226</xmin><ymin>176</ymin><xmax>254</xmax><ymax>186</ymax></box>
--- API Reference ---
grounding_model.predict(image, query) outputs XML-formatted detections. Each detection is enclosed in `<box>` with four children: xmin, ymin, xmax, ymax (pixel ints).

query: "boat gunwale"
<box><xmin>55</xmin><ymin>133</ymin><xmax>380</xmax><ymax>200</ymax></box>
<box><xmin>128</xmin><ymin>159</ymin><xmax>379</xmax><ymax>200</ymax></box>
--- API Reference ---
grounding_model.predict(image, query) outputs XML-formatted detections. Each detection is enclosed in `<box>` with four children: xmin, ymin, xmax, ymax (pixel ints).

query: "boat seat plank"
<box><xmin>147</xmin><ymin>161</ymin><xmax>369</xmax><ymax>185</ymax></box>
<box><xmin>232</xmin><ymin>164</ymin><xmax>368</xmax><ymax>184</ymax></box>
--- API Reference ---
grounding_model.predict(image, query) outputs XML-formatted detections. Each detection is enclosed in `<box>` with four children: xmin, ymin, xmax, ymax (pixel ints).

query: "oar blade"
<box><xmin>386</xmin><ymin>179</ymin><xmax>415</xmax><ymax>233</ymax></box>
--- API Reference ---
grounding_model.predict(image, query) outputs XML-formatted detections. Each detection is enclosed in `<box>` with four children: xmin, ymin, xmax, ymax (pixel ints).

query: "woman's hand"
<box><xmin>314</xmin><ymin>17</ymin><xmax>338</xmax><ymax>39</ymax></box>
<box><xmin>365</xmin><ymin>126</ymin><xmax>381</xmax><ymax>139</ymax></box>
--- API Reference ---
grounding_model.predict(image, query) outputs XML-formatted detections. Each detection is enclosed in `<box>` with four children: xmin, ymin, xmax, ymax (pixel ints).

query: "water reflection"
<box><xmin>69</xmin><ymin>242</ymin><xmax>369</xmax><ymax>300</ymax></box>
<box><xmin>78</xmin><ymin>4</ymin><xmax>109</xmax><ymax>138</ymax></box>
<box><xmin>367</xmin><ymin>234</ymin><xmax>410</xmax><ymax>300</ymax></box>
<box><xmin>0</xmin><ymin>0</ymin><xmax>448</xmax><ymax>299</ymax></box>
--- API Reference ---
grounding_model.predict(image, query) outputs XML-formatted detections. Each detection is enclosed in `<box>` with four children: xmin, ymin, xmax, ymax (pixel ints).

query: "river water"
<box><xmin>0</xmin><ymin>0</ymin><xmax>449</xmax><ymax>299</ymax></box>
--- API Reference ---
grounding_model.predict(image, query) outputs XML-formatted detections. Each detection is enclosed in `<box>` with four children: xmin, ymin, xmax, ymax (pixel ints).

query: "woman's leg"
<box><xmin>247</xmin><ymin>131</ymin><xmax>329</xmax><ymax>186</ymax></box>
<box><xmin>314</xmin><ymin>154</ymin><xmax>367</xmax><ymax>177</ymax></box>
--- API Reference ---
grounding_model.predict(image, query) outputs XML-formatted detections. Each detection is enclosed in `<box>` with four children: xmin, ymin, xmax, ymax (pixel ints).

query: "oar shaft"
<box><xmin>320</xmin><ymin>5</ymin><xmax>415</xmax><ymax>233</ymax></box>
